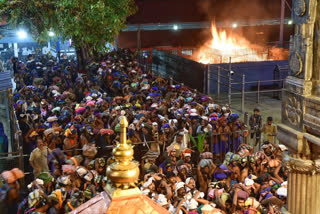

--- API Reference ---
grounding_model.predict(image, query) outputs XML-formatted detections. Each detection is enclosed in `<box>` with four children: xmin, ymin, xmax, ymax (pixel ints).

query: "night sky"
<box><xmin>127</xmin><ymin>0</ymin><xmax>291</xmax><ymax>23</ymax></box>
<box><xmin>119</xmin><ymin>0</ymin><xmax>293</xmax><ymax>48</ymax></box>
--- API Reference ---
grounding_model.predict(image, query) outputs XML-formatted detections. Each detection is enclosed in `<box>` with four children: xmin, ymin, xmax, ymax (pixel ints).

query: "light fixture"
<box><xmin>17</xmin><ymin>30</ymin><xmax>27</xmax><ymax>39</ymax></box>
<box><xmin>173</xmin><ymin>24</ymin><xmax>178</xmax><ymax>31</ymax></box>
<box><xmin>48</xmin><ymin>31</ymin><xmax>55</xmax><ymax>37</ymax></box>
<box><xmin>288</xmin><ymin>20</ymin><xmax>293</xmax><ymax>25</ymax></box>
<box><xmin>232</xmin><ymin>23</ymin><xmax>238</xmax><ymax>28</ymax></box>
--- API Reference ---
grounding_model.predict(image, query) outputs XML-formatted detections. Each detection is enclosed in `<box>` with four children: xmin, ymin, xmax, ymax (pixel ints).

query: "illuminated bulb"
<box><xmin>48</xmin><ymin>31</ymin><xmax>55</xmax><ymax>37</ymax></box>
<box><xmin>17</xmin><ymin>30</ymin><xmax>27</xmax><ymax>39</ymax></box>
<box><xmin>288</xmin><ymin>20</ymin><xmax>293</xmax><ymax>25</ymax></box>
<box><xmin>232</xmin><ymin>23</ymin><xmax>238</xmax><ymax>28</ymax></box>
<box><xmin>173</xmin><ymin>24</ymin><xmax>178</xmax><ymax>31</ymax></box>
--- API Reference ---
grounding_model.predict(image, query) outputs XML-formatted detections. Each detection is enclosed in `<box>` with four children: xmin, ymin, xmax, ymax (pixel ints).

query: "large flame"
<box><xmin>195</xmin><ymin>23</ymin><xmax>286</xmax><ymax>64</ymax></box>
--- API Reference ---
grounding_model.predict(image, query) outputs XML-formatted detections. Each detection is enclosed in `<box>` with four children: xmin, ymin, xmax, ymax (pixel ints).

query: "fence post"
<box><xmin>241</xmin><ymin>74</ymin><xmax>245</xmax><ymax>113</ymax></box>
<box><xmin>217</xmin><ymin>66</ymin><xmax>221</xmax><ymax>101</ymax></box>
<box><xmin>137</xmin><ymin>24</ymin><xmax>141</xmax><ymax>63</ymax></box>
<box><xmin>207</xmin><ymin>65</ymin><xmax>210</xmax><ymax>95</ymax></box>
<box><xmin>244</xmin><ymin>112</ymin><xmax>249</xmax><ymax>144</ymax></box>
<box><xmin>210</xmin><ymin>132</ymin><xmax>213</xmax><ymax>154</ymax></box>
<box><xmin>203</xmin><ymin>65</ymin><xmax>207</xmax><ymax>94</ymax></box>
<box><xmin>228</xmin><ymin>57</ymin><xmax>232</xmax><ymax>106</ymax></box>
<box><xmin>18</xmin><ymin>145</ymin><xmax>25</xmax><ymax>187</ymax></box>
<box><xmin>228</xmin><ymin>71</ymin><xmax>232</xmax><ymax>106</ymax></box>
<box><xmin>256</xmin><ymin>80</ymin><xmax>260</xmax><ymax>103</ymax></box>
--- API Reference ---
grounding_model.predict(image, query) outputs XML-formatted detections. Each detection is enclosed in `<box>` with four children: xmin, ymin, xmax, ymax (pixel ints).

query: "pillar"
<box><xmin>277</xmin><ymin>0</ymin><xmax>320</xmax><ymax>213</ymax></box>
<box><xmin>285</xmin><ymin>156</ymin><xmax>320</xmax><ymax>214</ymax></box>
<box><xmin>13</xmin><ymin>43</ymin><xmax>18</xmax><ymax>57</ymax></box>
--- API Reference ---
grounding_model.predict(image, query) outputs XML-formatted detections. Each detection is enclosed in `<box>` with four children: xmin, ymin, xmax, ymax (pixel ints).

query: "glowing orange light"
<box><xmin>195</xmin><ymin>23</ymin><xmax>270</xmax><ymax>64</ymax></box>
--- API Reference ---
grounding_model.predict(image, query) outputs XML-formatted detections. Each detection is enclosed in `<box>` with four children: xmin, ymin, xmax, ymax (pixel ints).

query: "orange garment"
<box><xmin>70</xmin><ymin>138</ymin><xmax>76</xmax><ymax>146</ymax></box>
<box><xmin>55</xmin><ymin>189</ymin><xmax>63</xmax><ymax>208</ymax></box>
<box><xmin>67</xmin><ymin>202</ymin><xmax>75</xmax><ymax>210</ymax></box>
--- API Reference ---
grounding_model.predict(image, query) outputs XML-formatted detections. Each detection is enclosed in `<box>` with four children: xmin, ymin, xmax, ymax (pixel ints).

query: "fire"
<box><xmin>195</xmin><ymin>23</ymin><xmax>286</xmax><ymax>64</ymax></box>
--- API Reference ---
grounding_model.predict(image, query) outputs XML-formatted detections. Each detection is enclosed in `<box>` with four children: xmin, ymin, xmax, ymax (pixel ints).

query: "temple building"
<box><xmin>277</xmin><ymin>0</ymin><xmax>320</xmax><ymax>213</ymax></box>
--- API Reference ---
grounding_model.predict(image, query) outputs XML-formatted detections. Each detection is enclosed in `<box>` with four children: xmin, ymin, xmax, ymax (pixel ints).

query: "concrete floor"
<box><xmin>212</xmin><ymin>93</ymin><xmax>282</xmax><ymax>124</ymax></box>
<box><xmin>212</xmin><ymin>93</ymin><xmax>282</xmax><ymax>147</ymax></box>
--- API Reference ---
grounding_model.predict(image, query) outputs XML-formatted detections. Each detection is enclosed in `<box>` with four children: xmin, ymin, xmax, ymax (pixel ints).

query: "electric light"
<box><xmin>17</xmin><ymin>30</ymin><xmax>27</xmax><ymax>39</ymax></box>
<box><xmin>48</xmin><ymin>31</ymin><xmax>55</xmax><ymax>37</ymax></box>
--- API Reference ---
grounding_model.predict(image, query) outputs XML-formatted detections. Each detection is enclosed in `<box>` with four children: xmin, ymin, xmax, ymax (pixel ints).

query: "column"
<box><xmin>13</xmin><ymin>43</ymin><xmax>18</xmax><ymax>57</ymax></box>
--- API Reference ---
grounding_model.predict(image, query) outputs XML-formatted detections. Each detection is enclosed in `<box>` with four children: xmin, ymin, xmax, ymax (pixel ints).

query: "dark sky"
<box><xmin>127</xmin><ymin>0</ymin><xmax>292</xmax><ymax>24</ymax></box>
<box><xmin>119</xmin><ymin>0</ymin><xmax>293</xmax><ymax>48</ymax></box>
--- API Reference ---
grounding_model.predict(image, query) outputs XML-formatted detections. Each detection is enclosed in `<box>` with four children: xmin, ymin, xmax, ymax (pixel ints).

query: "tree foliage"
<box><xmin>0</xmin><ymin>0</ymin><xmax>137</xmax><ymax>52</ymax></box>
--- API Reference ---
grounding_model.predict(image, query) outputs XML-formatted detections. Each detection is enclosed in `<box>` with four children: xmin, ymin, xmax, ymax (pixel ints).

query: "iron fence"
<box><xmin>207</xmin><ymin>63</ymin><xmax>286</xmax><ymax>113</ymax></box>
<box><xmin>0</xmin><ymin>130</ymin><xmax>251</xmax><ymax>169</ymax></box>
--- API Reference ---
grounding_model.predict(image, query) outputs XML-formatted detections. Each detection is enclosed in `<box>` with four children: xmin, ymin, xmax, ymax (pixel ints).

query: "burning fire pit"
<box><xmin>193</xmin><ymin>23</ymin><xmax>288</xmax><ymax>64</ymax></box>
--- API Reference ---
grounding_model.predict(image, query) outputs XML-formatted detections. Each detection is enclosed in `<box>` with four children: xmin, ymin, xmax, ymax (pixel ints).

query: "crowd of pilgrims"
<box><xmin>0</xmin><ymin>49</ymin><xmax>288</xmax><ymax>214</ymax></box>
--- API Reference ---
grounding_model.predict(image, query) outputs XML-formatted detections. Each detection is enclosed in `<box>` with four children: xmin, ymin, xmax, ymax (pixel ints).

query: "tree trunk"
<box><xmin>76</xmin><ymin>46</ymin><xmax>86</xmax><ymax>72</ymax></box>
<box><xmin>75</xmin><ymin>43</ymin><xmax>96</xmax><ymax>72</ymax></box>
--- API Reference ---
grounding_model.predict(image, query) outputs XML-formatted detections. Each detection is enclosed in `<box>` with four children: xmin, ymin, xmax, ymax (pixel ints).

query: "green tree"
<box><xmin>0</xmin><ymin>0</ymin><xmax>137</xmax><ymax>69</ymax></box>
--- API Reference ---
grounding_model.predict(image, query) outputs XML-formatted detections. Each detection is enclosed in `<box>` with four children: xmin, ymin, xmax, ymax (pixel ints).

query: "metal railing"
<box><xmin>0</xmin><ymin>140</ymin><xmax>159</xmax><ymax>185</ymax></box>
<box><xmin>0</xmin><ymin>129</ymin><xmax>250</xmax><ymax>167</ymax></box>
<box><xmin>207</xmin><ymin>62</ymin><xmax>286</xmax><ymax>112</ymax></box>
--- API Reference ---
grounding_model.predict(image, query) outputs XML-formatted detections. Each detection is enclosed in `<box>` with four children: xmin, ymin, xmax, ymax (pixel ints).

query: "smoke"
<box><xmin>196</xmin><ymin>0</ymin><xmax>283</xmax><ymax>22</ymax></box>
<box><xmin>195</xmin><ymin>0</ymin><xmax>290</xmax><ymax>45</ymax></box>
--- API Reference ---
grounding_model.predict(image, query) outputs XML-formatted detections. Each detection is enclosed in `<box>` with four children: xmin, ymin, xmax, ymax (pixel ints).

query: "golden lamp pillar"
<box><xmin>105</xmin><ymin>117</ymin><xmax>140</xmax><ymax>196</ymax></box>
<box><xmin>70</xmin><ymin>117</ymin><xmax>170</xmax><ymax>214</ymax></box>
<box><xmin>277</xmin><ymin>0</ymin><xmax>320</xmax><ymax>213</ymax></box>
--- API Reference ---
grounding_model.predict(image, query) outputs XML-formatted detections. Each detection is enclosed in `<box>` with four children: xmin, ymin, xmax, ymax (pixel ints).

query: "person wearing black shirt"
<box><xmin>249</xmin><ymin>108</ymin><xmax>262</xmax><ymax>147</ymax></box>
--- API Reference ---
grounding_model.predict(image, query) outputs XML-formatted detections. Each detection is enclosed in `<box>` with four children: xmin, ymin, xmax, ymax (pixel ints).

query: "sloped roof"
<box><xmin>69</xmin><ymin>192</ymin><xmax>111</xmax><ymax>214</ymax></box>
<box><xmin>0</xmin><ymin>72</ymin><xmax>12</xmax><ymax>91</ymax></box>
<box><xmin>106</xmin><ymin>192</ymin><xmax>169</xmax><ymax>214</ymax></box>
<box><xmin>70</xmin><ymin>191</ymin><xmax>170</xmax><ymax>214</ymax></box>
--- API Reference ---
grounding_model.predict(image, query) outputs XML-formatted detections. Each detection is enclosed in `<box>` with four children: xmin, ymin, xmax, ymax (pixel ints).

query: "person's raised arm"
<box><xmin>209</xmin><ymin>162</ymin><xmax>217</xmax><ymax>175</ymax></box>
<box><xmin>232</xmin><ymin>188</ymin><xmax>240</xmax><ymax>213</ymax></box>
<box><xmin>193</xmin><ymin>191</ymin><xmax>209</xmax><ymax>205</ymax></box>
<box><xmin>197</xmin><ymin>163</ymin><xmax>205</xmax><ymax>184</ymax></box>
<box><xmin>175</xmin><ymin>198</ymin><xmax>186</xmax><ymax>214</ymax></box>
<box><xmin>197</xmin><ymin>163</ymin><xmax>207</xmax><ymax>193</ymax></box>
<box><xmin>273</xmin><ymin>164</ymin><xmax>284</xmax><ymax>183</ymax></box>
<box><xmin>252</xmin><ymin>182</ymin><xmax>261</xmax><ymax>194</ymax></box>
<box><xmin>214</xmin><ymin>189</ymin><xmax>226</xmax><ymax>210</ymax></box>
<box><xmin>161</xmin><ymin>180</ymin><xmax>172</xmax><ymax>201</ymax></box>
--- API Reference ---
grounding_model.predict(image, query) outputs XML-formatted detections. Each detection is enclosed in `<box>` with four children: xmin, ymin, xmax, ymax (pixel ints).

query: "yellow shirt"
<box><xmin>263</xmin><ymin>124</ymin><xmax>277</xmax><ymax>143</ymax></box>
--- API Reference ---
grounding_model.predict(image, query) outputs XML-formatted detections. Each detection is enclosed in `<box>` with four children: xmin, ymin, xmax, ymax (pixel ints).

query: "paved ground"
<box><xmin>212</xmin><ymin>93</ymin><xmax>282</xmax><ymax>123</ymax></box>
<box><xmin>212</xmin><ymin>92</ymin><xmax>282</xmax><ymax>146</ymax></box>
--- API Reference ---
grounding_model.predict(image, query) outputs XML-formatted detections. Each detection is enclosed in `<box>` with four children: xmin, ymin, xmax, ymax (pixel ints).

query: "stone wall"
<box><xmin>304</xmin><ymin>97</ymin><xmax>320</xmax><ymax>137</ymax></box>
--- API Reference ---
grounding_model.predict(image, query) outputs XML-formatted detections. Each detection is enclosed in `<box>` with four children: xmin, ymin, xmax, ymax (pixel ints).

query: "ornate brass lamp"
<box><xmin>106</xmin><ymin>117</ymin><xmax>140</xmax><ymax>196</ymax></box>
<box><xmin>70</xmin><ymin>116</ymin><xmax>170</xmax><ymax>214</ymax></box>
